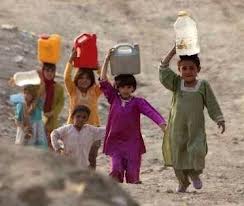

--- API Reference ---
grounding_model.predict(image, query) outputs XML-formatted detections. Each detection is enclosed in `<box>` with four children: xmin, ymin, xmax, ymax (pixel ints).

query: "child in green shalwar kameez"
<box><xmin>159</xmin><ymin>46</ymin><xmax>225</xmax><ymax>192</ymax></box>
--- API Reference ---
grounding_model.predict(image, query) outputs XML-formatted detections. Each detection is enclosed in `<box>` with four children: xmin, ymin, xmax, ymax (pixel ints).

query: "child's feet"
<box><xmin>192</xmin><ymin>177</ymin><xmax>202</xmax><ymax>189</ymax></box>
<box><xmin>176</xmin><ymin>183</ymin><xmax>189</xmax><ymax>193</ymax></box>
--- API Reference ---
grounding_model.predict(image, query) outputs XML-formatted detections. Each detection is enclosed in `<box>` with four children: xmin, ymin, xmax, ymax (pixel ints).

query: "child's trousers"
<box><xmin>110</xmin><ymin>154</ymin><xmax>141</xmax><ymax>184</ymax></box>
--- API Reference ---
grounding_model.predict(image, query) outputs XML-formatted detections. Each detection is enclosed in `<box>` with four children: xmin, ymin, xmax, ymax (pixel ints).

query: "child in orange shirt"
<box><xmin>64</xmin><ymin>49</ymin><xmax>102</xmax><ymax>169</ymax></box>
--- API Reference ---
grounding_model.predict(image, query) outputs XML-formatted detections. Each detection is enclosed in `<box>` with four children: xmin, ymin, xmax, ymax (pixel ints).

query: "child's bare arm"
<box><xmin>69</xmin><ymin>48</ymin><xmax>77</xmax><ymax>64</ymax></box>
<box><xmin>101</xmin><ymin>49</ymin><xmax>114</xmax><ymax>80</ymax></box>
<box><xmin>161</xmin><ymin>45</ymin><xmax>176</xmax><ymax>66</ymax></box>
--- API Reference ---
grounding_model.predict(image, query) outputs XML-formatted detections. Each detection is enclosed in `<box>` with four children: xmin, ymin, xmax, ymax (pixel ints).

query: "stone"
<box><xmin>0</xmin><ymin>141</ymin><xmax>139</xmax><ymax>206</ymax></box>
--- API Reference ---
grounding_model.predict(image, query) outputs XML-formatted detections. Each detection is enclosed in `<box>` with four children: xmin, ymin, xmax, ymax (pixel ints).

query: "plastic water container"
<box><xmin>110</xmin><ymin>43</ymin><xmax>140</xmax><ymax>75</ymax></box>
<box><xmin>13</xmin><ymin>70</ymin><xmax>41</xmax><ymax>86</ymax></box>
<box><xmin>38</xmin><ymin>34</ymin><xmax>61</xmax><ymax>64</ymax></box>
<box><xmin>73</xmin><ymin>33</ymin><xmax>98</xmax><ymax>69</ymax></box>
<box><xmin>174</xmin><ymin>11</ymin><xmax>200</xmax><ymax>56</ymax></box>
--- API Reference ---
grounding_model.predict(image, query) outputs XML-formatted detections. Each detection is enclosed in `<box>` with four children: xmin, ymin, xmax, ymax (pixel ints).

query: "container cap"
<box><xmin>178</xmin><ymin>11</ymin><xmax>189</xmax><ymax>16</ymax></box>
<box><xmin>39</xmin><ymin>33</ymin><xmax>49</xmax><ymax>39</ymax></box>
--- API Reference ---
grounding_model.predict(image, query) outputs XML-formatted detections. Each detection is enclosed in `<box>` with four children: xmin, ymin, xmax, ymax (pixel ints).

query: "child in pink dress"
<box><xmin>99</xmin><ymin>49</ymin><xmax>167</xmax><ymax>184</ymax></box>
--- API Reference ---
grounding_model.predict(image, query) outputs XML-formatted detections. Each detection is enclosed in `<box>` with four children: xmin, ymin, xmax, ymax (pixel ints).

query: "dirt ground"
<box><xmin>0</xmin><ymin>0</ymin><xmax>243</xmax><ymax>205</ymax></box>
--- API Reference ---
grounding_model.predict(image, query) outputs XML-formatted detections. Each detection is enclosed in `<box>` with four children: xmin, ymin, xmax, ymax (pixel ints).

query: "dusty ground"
<box><xmin>0</xmin><ymin>0</ymin><xmax>244</xmax><ymax>205</ymax></box>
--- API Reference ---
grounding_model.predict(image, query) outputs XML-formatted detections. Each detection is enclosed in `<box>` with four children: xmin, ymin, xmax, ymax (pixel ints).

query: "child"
<box><xmin>159</xmin><ymin>45</ymin><xmax>225</xmax><ymax>192</ymax></box>
<box><xmin>99</xmin><ymin>49</ymin><xmax>167</xmax><ymax>184</ymax></box>
<box><xmin>50</xmin><ymin>105</ymin><xmax>105</xmax><ymax>169</ymax></box>
<box><xmin>15</xmin><ymin>84</ymin><xmax>47</xmax><ymax>147</ymax></box>
<box><xmin>42</xmin><ymin>63</ymin><xmax>64</xmax><ymax>148</ymax></box>
<box><xmin>64</xmin><ymin>49</ymin><xmax>102</xmax><ymax>169</ymax></box>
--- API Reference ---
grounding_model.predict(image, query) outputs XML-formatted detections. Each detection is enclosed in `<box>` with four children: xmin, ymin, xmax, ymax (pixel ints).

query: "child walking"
<box><xmin>14</xmin><ymin>84</ymin><xmax>47</xmax><ymax>147</ymax></box>
<box><xmin>99</xmin><ymin>49</ymin><xmax>167</xmax><ymax>184</ymax></box>
<box><xmin>159</xmin><ymin>45</ymin><xmax>225</xmax><ymax>192</ymax></box>
<box><xmin>50</xmin><ymin>105</ymin><xmax>105</xmax><ymax>169</ymax></box>
<box><xmin>64</xmin><ymin>49</ymin><xmax>102</xmax><ymax>169</ymax></box>
<box><xmin>42</xmin><ymin>63</ymin><xmax>64</xmax><ymax>148</ymax></box>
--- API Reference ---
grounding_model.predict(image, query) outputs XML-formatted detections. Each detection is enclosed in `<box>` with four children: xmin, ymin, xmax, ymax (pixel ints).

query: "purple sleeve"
<box><xmin>99</xmin><ymin>80</ymin><xmax>117</xmax><ymax>104</ymax></box>
<box><xmin>138</xmin><ymin>98</ymin><xmax>166</xmax><ymax>125</ymax></box>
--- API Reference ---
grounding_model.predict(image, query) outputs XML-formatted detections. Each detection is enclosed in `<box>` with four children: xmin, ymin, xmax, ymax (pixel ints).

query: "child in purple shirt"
<box><xmin>100</xmin><ymin>49</ymin><xmax>167</xmax><ymax>184</ymax></box>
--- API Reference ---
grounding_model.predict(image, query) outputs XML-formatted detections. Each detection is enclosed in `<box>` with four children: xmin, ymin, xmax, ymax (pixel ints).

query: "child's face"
<box><xmin>73</xmin><ymin>111</ymin><xmax>89</xmax><ymax>127</ymax></box>
<box><xmin>43</xmin><ymin>68</ymin><xmax>55</xmax><ymax>80</ymax></box>
<box><xmin>178</xmin><ymin>60</ymin><xmax>199</xmax><ymax>83</ymax></box>
<box><xmin>118</xmin><ymin>85</ymin><xmax>134</xmax><ymax>99</ymax></box>
<box><xmin>23</xmin><ymin>90</ymin><xmax>33</xmax><ymax>103</ymax></box>
<box><xmin>77</xmin><ymin>74</ymin><xmax>92</xmax><ymax>90</ymax></box>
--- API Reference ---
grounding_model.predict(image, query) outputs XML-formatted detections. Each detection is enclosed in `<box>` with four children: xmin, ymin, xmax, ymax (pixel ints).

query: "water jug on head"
<box><xmin>73</xmin><ymin>33</ymin><xmax>98</xmax><ymax>69</ymax></box>
<box><xmin>110</xmin><ymin>43</ymin><xmax>140</xmax><ymax>75</ymax></box>
<box><xmin>38</xmin><ymin>34</ymin><xmax>61</xmax><ymax>64</ymax></box>
<box><xmin>174</xmin><ymin>11</ymin><xmax>200</xmax><ymax>56</ymax></box>
<box><xmin>13</xmin><ymin>70</ymin><xmax>41</xmax><ymax>87</ymax></box>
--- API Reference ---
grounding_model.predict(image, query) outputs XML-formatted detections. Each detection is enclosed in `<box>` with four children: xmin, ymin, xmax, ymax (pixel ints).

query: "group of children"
<box><xmin>11</xmin><ymin>43</ymin><xmax>225</xmax><ymax>192</ymax></box>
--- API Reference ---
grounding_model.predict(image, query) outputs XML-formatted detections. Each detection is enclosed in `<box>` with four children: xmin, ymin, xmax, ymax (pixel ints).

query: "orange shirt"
<box><xmin>64</xmin><ymin>63</ymin><xmax>102</xmax><ymax>126</ymax></box>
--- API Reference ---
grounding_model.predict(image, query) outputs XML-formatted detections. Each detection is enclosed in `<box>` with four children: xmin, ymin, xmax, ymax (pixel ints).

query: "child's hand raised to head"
<box><xmin>105</xmin><ymin>48</ymin><xmax>115</xmax><ymax>61</ymax></box>
<box><xmin>160</xmin><ymin>44</ymin><xmax>176</xmax><ymax>65</ymax></box>
<box><xmin>217</xmin><ymin>121</ymin><xmax>225</xmax><ymax>134</ymax></box>
<box><xmin>69</xmin><ymin>48</ymin><xmax>77</xmax><ymax>64</ymax></box>
<box><xmin>101</xmin><ymin>48</ymin><xmax>115</xmax><ymax>80</ymax></box>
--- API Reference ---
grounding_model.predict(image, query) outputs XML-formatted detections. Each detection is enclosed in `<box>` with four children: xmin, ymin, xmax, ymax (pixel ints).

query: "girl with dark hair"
<box><xmin>64</xmin><ymin>49</ymin><xmax>103</xmax><ymax>169</ymax></box>
<box><xmin>99</xmin><ymin>49</ymin><xmax>166</xmax><ymax>184</ymax></box>
<box><xmin>42</xmin><ymin>63</ymin><xmax>64</xmax><ymax>148</ymax></box>
<box><xmin>159</xmin><ymin>45</ymin><xmax>225</xmax><ymax>192</ymax></box>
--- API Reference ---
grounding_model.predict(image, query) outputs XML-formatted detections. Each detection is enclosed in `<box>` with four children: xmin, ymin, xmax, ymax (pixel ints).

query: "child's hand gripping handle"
<box><xmin>69</xmin><ymin>48</ymin><xmax>77</xmax><ymax>65</ymax></box>
<box><xmin>101</xmin><ymin>48</ymin><xmax>115</xmax><ymax>80</ymax></box>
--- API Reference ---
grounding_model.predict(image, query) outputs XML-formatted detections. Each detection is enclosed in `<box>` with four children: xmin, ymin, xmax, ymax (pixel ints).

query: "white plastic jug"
<box><xmin>174</xmin><ymin>11</ymin><xmax>200</xmax><ymax>56</ymax></box>
<box><xmin>110</xmin><ymin>43</ymin><xmax>140</xmax><ymax>75</ymax></box>
<box><xmin>13</xmin><ymin>70</ymin><xmax>41</xmax><ymax>86</ymax></box>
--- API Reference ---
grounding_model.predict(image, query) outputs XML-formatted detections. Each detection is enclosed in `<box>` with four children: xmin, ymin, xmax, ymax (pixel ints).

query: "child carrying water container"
<box><xmin>42</xmin><ymin>63</ymin><xmax>64</xmax><ymax>148</ymax></box>
<box><xmin>14</xmin><ymin>84</ymin><xmax>47</xmax><ymax>147</ymax></box>
<box><xmin>50</xmin><ymin>105</ymin><xmax>105</xmax><ymax>169</ymax></box>
<box><xmin>64</xmin><ymin>49</ymin><xmax>103</xmax><ymax>169</ymax></box>
<box><xmin>99</xmin><ymin>49</ymin><xmax>166</xmax><ymax>184</ymax></box>
<box><xmin>159</xmin><ymin>45</ymin><xmax>225</xmax><ymax>192</ymax></box>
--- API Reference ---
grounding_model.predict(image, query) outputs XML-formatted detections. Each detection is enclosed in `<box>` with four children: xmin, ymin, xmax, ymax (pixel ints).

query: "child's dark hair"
<box><xmin>114</xmin><ymin>74</ymin><xmax>137</xmax><ymax>90</ymax></box>
<box><xmin>42</xmin><ymin>63</ymin><xmax>56</xmax><ymax>71</ymax></box>
<box><xmin>178</xmin><ymin>54</ymin><xmax>201</xmax><ymax>69</ymax></box>
<box><xmin>71</xmin><ymin>105</ymin><xmax>91</xmax><ymax>118</ymax></box>
<box><xmin>23</xmin><ymin>85</ymin><xmax>39</xmax><ymax>100</ymax></box>
<box><xmin>74</xmin><ymin>68</ymin><xmax>95</xmax><ymax>88</ymax></box>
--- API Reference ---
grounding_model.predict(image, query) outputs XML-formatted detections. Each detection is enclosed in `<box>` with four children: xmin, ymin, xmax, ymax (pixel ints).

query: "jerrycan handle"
<box><xmin>74</xmin><ymin>34</ymin><xmax>89</xmax><ymax>58</ymax></box>
<box><xmin>115</xmin><ymin>44</ymin><xmax>134</xmax><ymax>54</ymax></box>
<box><xmin>75</xmin><ymin>33</ymin><xmax>96</xmax><ymax>44</ymax></box>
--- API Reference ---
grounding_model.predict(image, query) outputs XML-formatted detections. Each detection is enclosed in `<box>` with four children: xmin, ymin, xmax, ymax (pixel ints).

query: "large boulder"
<box><xmin>0</xmin><ymin>140</ymin><xmax>139</xmax><ymax>206</ymax></box>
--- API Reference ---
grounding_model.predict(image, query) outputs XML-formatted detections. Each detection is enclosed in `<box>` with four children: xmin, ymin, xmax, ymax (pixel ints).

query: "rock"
<box><xmin>141</xmin><ymin>168</ymin><xmax>153</xmax><ymax>174</ymax></box>
<box><xmin>0</xmin><ymin>141</ymin><xmax>139</xmax><ymax>206</ymax></box>
<box><xmin>166</xmin><ymin>188</ymin><xmax>174</xmax><ymax>193</ymax></box>
<box><xmin>1</xmin><ymin>24</ymin><xmax>18</xmax><ymax>31</ymax></box>
<box><xmin>14</xmin><ymin>55</ymin><xmax>25</xmax><ymax>66</ymax></box>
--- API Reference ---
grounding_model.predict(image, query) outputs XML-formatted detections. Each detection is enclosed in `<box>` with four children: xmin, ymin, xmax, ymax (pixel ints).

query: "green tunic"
<box><xmin>159</xmin><ymin>63</ymin><xmax>224</xmax><ymax>170</ymax></box>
